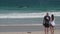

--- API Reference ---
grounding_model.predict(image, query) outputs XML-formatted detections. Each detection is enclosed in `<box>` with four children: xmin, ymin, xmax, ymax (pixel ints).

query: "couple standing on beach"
<box><xmin>43</xmin><ymin>13</ymin><xmax>55</xmax><ymax>34</ymax></box>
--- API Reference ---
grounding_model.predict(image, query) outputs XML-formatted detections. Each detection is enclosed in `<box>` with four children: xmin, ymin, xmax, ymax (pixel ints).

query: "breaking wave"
<box><xmin>0</xmin><ymin>12</ymin><xmax>60</xmax><ymax>18</ymax></box>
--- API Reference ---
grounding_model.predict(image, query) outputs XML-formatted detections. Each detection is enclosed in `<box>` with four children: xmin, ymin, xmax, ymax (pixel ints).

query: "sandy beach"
<box><xmin>0</xmin><ymin>17</ymin><xmax>60</xmax><ymax>34</ymax></box>
<box><xmin>0</xmin><ymin>24</ymin><xmax>60</xmax><ymax>34</ymax></box>
<box><xmin>0</xmin><ymin>30</ymin><xmax>60</xmax><ymax>34</ymax></box>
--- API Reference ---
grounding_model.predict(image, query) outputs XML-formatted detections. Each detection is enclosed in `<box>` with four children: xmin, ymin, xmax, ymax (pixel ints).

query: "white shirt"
<box><xmin>50</xmin><ymin>19</ymin><xmax>55</xmax><ymax>26</ymax></box>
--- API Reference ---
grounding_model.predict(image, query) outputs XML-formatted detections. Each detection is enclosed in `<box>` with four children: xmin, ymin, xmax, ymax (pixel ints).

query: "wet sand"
<box><xmin>0</xmin><ymin>30</ymin><xmax>60</xmax><ymax>34</ymax></box>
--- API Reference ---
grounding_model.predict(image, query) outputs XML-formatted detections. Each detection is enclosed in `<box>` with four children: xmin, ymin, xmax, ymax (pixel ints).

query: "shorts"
<box><xmin>43</xmin><ymin>23</ymin><xmax>50</xmax><ymax>28</ymax></box>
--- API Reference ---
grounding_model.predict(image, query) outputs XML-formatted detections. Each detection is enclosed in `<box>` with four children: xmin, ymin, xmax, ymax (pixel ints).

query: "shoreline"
<box><xmin>0</xmin><ymin>24</ymin><xmax>60</xmax><ymax>26</ymax></box>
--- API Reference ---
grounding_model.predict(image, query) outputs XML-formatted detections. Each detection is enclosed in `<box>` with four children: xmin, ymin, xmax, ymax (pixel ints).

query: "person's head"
<box><xmin>46</xmin><ymin>13</ymin><xmax>49</xmax><ymax>16</ymax></box>
<box><xmin>51</xmin><ymin>14</ymin><xmax>54</xmax><ymax>21</ymax></box>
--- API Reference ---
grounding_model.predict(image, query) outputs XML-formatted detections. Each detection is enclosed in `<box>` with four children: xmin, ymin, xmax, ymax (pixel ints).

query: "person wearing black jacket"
<box><xmin>43</xmin><ymin>13</ymin><xmax>50</xmax><ymax>34</ymax></box>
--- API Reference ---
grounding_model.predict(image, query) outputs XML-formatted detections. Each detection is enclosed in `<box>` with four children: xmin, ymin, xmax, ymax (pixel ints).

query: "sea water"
<box><xmin>0</xmin><ymin>0</ymin><xmax>60</xmax><ymax>25</ymax></box>
<box><xmin>0</xmin><ymin>0</ymin><xmax>60</xmax><ymax>32</ymax></box>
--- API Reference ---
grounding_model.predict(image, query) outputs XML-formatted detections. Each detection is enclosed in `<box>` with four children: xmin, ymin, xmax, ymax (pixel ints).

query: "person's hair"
<box><xmin>51</xmin><ymin>14</ymin><xmax>54</xmax><ymax>21</ymax></box>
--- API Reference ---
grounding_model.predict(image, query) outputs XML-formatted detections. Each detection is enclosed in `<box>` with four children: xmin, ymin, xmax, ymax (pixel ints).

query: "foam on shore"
<box><xmin>0</xmin><ymin>12</ymin><xmax>60</xmax><ymax>18</ymax></box>
<box><xmin>0</xmin><ymin>24</ymin><xmax>60</xmax><ymax>26</ymax></box>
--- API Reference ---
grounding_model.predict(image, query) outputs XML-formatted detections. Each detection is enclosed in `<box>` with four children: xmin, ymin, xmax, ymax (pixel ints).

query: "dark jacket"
<box><xmin>43</xmin><ymin>16</ymin><xmax>50</xmax><ymax>25</ymax></box>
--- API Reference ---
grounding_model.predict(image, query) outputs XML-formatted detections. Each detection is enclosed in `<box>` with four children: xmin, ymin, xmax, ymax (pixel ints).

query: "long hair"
<box><xmin>51</xmin><ymin>14</ymin><xmax>54</xmax><ymax>21</ymax></box>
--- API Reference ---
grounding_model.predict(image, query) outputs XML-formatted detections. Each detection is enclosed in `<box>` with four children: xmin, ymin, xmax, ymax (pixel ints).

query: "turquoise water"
<box><xmin>0</xmin><ymin>0</ymin><xmax>60</xmax><ymax>26</ymax></box>
<box><xmin>0</xmin><ymin>0</ymin><xmax>60</xmax><ymax>18</ymax></box>
<box><xmin>0</xmin><ymin>0</ymin><xmax>60</xmax><ymax>13</ymax></box>
<box><xmin>0</xmin><ymin>0</ymin><xmax>60</xmax><ymax>22</ymax></box>
<box><xmin>0</xmin><ymin>0</ymin><xmax>60</xmax><ymax>32</ymax></box>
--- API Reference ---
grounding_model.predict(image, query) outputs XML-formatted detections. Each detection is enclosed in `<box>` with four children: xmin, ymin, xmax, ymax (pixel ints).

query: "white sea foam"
<box><xmin>0</xmin><ymin>24</ymin><xmax>42</xmax><ymax>26</ymax></box>
<box><xmin>0</xmin><ymin>12</ymin><xmax>60</xmax><ymax>18</ymax></box>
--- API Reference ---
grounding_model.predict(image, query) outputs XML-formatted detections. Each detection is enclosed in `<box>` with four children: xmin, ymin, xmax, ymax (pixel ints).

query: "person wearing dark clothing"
<box><xmin>43</xmin><ymin>13</ymin><xmax>50</xmax><ymax>34</ymax></box>
<box><xmin>43</xmin><ymin>15</ymin><xmax>50</xmax><ymax>28</ymax></box>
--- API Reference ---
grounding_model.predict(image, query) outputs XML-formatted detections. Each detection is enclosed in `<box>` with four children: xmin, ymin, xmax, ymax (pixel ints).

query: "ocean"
<box><xmin>0</xmin><ymin>0</ymin><xmax>60</xmax><ymax>26</ymax></box>
<box><xmin>0</xmin><ymin>0</ymin><xmax>60</xmax><ymax>32</ymax></box>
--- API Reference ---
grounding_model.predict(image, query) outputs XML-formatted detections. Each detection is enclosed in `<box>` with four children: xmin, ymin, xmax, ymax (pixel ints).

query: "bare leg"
<box><xmin>52</xmin><ymin>27</ymin><xmax>54</xmax><ymax>34</ymax></box>
<box><xmin>50</xmin><ymin>26</ymin><xmax>54</xmax><ymax>34</ymax></box>
<box><xmin>50</xmin><ymin>26</ymin><xmax>52</xmax><ymax>34</ymax></box>
<box><xmin>46</xmin><ymin>28</ymin><xmax>49</xmax><ymax>34</ymax></box>
<box><xmin>45</xmin><ymin>27</ymin><xmax>46</xmax><ymax>34</ymax></box>
<box><xmin>45</xmin><ymin>27</ymin><xmax>49</xmax><ymax>34</ymax></box>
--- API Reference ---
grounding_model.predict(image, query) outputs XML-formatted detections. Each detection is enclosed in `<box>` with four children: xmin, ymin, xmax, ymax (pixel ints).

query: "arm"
<box><xmin>43</xmin><ymin>17</ymin><xmax>45</xmax><ymax>25</ymax></box>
